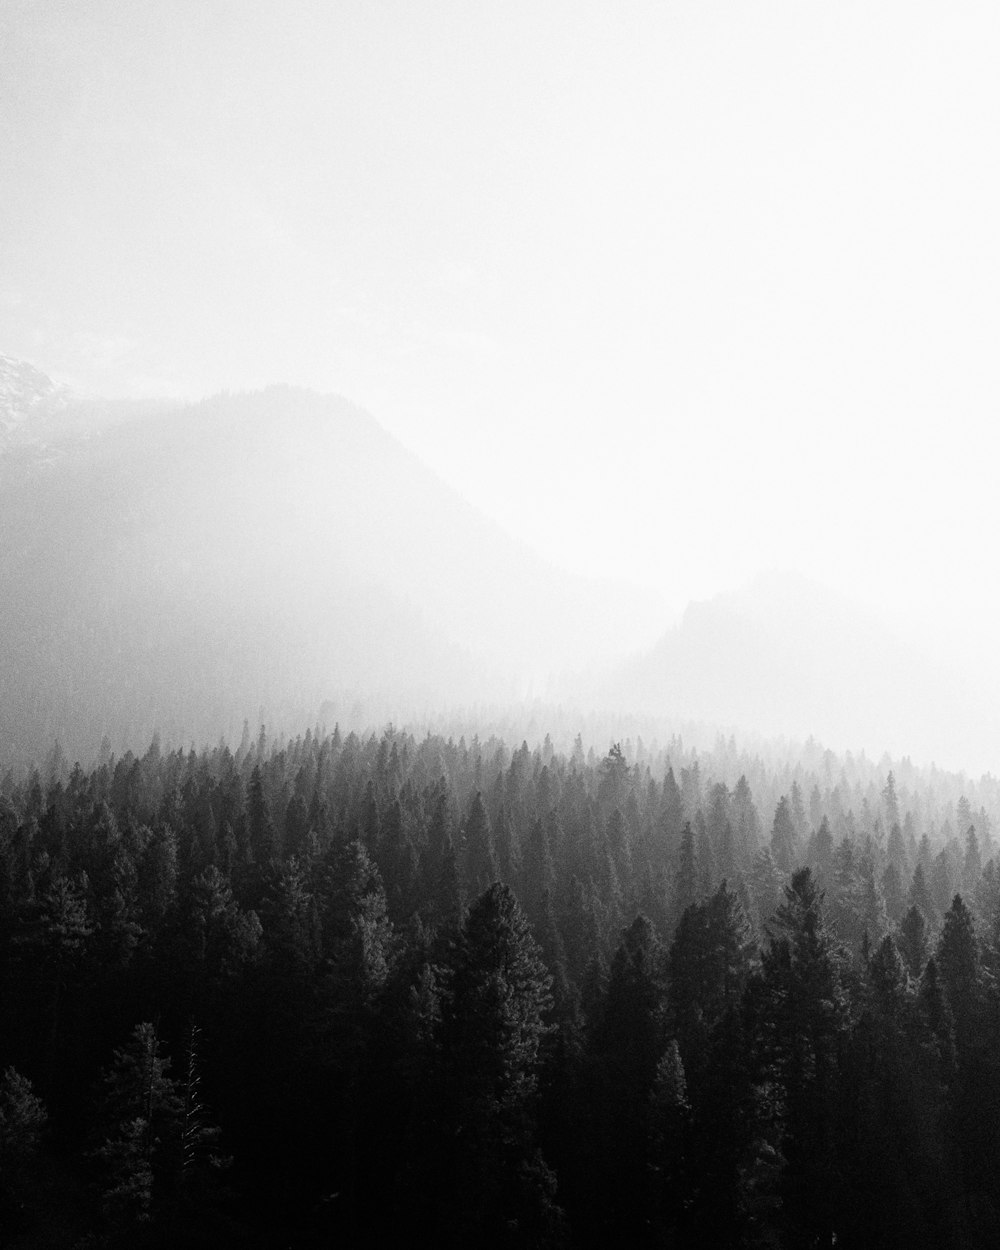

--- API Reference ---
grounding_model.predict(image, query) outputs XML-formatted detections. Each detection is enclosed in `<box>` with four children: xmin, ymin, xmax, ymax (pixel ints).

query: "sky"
<box><xmin>3</xmin><ymin>0</ymin><xmax>1000</xmax><ymax>649</ymax></box>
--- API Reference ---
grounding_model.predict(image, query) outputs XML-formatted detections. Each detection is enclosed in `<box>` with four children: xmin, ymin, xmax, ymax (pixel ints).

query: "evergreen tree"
<box><xmin>747</xmin><ymin>847</ymin><xmax>783</xmax><ymax>936</ymax></box>
<box><xmin>853</xmin><ymin>853</ymin><xmax>889</xmax><ymax>950</ymax></box>
<box><xmin>918</xmin><ymin>956</ymin><xmax>956</xmax><ymax>1070</ymax></box>
<box><xmin>769</xmin><ymin>796</ymin><xmax>797</xmax><ymax>874</ymax></box>
<box><xmin>95</xmin><ymin>1022</ymin><xmax>184</xmax><ymax>1227</ymax></box>
<box><xmin>882</xmin><ymin>771</ymin><xmax>901</xmax><ymax>833</ymax></box>
<box><xmin>908</xmin><ymin>861</ymin><xmax>937</xmax><ymax>927</ymax></box>
<box><xmin>0</xmin><ymin>1067</ymin><xmax>47</xmax><ymax>1223</ymax></box>
<box><xmin>462</xmin><ymin>791</ymin><xmax>497</xmax><ymax>899</ymax></box>
<box><xmin>537</xmin><ymin>888</ymin><xmax>572</xmax><ymax>1012</ymax></box>
<box><xmin>881</xmin><ymin>860</ymin><xmax>906</xmax><ymax>925</ymax></box>
<box><xmin>18</xmin><ymin>872</ymin><xmax>93</xmax><ymax>1089</ymax></box>
<box><xmin>494</xmin><ymin>801</ymin><xmax>521</xmax><ymax>888</ymax></box>
<box><xmin>751</xmin><ymin>868</ymin><xmax>848</xmax><ymax>1246</ymax></box>
<box><xmin>808</xmin><ymin>815</ymin><xmax>835</xmax><ymax>888</ymax></box>
<box><xmin>586</xmin><ymin>915</ymin><xmax>666</xmax><ymax>1243</ymax></box>
<box><xmin>429</xmin><ymin>883</ymin><xmax>559</xmax><ymax>1242</ymax></box>
<box><xmin>559</xmin><ymin>874</ymin><xmax>598</xmax><ymax>990</ymax></box>
<box><xmin>657</xmin><ymin>768</ymin><xmax>685</xmax><ymax>866</ymax></box>
<box><xmin>177</xmin><ymin>1022</ymin><xmax>229</xmax><ymax>1199</ymax></box>
<box><xmin>936</xmin><ymin>894</ymin><xmax>980</xmax><ymax>1045</ymax></box>
<box><xmin>247</xmin><ymin>766</ymin><xmax>277</xmax><ymax>866</ymax></box>
<box><xmin>963</xmin><ymin>825</ymin><xmax>983</xmax><ymax>896</ymax></box>
<box><xmin>673</xmin><ymin>821</ymin><xmax>698</xmax><ymax>921</ymax></box>
<box><xmin>898</xmin><ymin>904</ymin><xmax>928</xmax><ymax>980</ymax></box>
<box><xmin>930</xmin><ymin>850</ymin><xmax>956</xmax><ymax>920</ymax></box>
<box><xmin>667</xmin><ymin>881</ymin><xmax>755</xmax><ymax>1060</ymax></box>
<box><xmin>648</xmin><ymin>1040</ymin><xmax>690</xmax><ymax>1241</ymax></box>
<box><xmin>731</xmin><ymin>774</ymin><xmax>761</xmax><ymax>869</ymax></box>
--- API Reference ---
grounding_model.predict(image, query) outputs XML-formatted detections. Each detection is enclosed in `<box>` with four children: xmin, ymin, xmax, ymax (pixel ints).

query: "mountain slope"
<box><xmin>603</xmin><ymin>571</ymin><xmax>1000</xmax><ymax>772</ymax></box>
<box><xmin>0</xmin><ymin>353</ymin><xmax>71</xmax><ymax>441</ymax></box>
<box><xmin>0</xmin><ymin>361</ymin><xmax>665</xmax><ymax>764</ymax></box>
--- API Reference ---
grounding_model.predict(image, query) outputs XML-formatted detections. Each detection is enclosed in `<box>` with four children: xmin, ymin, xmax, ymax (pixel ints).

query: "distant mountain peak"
<box><xmin>0</xmin><ymin>353</ymin><xmax>72</xmax><ymax>438</ymax></box>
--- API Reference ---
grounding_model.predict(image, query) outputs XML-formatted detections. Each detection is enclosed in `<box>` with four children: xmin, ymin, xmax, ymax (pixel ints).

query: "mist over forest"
<box><xmin>5</xmin><ymin>354</ymin><xmax>1000</xmax><ymax>1247</ymax></box>
<box><xmin>6</xmin><ymin>0</ymin><xmax>1000</xmax><ymax>1245</ymax></box>
<box><xmin>4</xmin><ymin>354</ymin><xmax>1000</xmax><ymax>778</ymax></box>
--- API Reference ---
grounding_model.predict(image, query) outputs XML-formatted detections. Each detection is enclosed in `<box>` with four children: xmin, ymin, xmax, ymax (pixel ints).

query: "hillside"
<box><xmin>602</xmin><ymin>571</ymin><xmax>1000</xmax><ymax>772</ymax></box>
<box><xmin>0</xmin><ymin>360</ymin><xmax>665</xmax><ymax>764</ymax></box>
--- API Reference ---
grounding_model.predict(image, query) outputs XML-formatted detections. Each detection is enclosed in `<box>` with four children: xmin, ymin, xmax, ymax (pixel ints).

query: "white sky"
<box><xmin>3</xmin><ymin>0</ymin><xmax>1000</xmax><ymax>644</ymax></box>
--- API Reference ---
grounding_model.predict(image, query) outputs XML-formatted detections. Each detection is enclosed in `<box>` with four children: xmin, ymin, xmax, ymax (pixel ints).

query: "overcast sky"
<box><xmin>3</xmin><ymin>0</ymin><xmax>1000</xmax><ymax>647</ymax></box>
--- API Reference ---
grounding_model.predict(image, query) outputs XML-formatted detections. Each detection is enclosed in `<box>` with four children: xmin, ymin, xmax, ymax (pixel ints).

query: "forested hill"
<box><xmin>0</xmin><ymin>358</ymin><xmax>665</xmax><ymax>766</ymax></box>
<box><xmin>600</xmin><ymin>570</ymin><xmax>1000</xmax><ymax>773</ymax></box>
<box><xmin>3</xmin><ymin>725</ymin><xmax>1000</xmax><ymax>1246</ymax></box>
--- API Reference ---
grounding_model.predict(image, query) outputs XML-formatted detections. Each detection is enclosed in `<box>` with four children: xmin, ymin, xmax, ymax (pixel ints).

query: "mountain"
<box><xmin>0</xmin><ymin>357</ymin><xmax>665</xmax><ymax>766</ymax></box>
<box><xmin>0</xmin><ymin>353</ymin><xmax>71</xmax><ymax>441</ymax></box>
<box><xmin>602</xmin><ymin>570</ymin><xmax>1000</xmax><ymax>773</ymax></box>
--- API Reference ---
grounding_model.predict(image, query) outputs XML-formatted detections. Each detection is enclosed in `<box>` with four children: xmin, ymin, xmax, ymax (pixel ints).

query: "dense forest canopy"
<box><xmin>3</xmin><ymin>722</ymin><xmax>1000</xmax><ymax>1246</ymax></box>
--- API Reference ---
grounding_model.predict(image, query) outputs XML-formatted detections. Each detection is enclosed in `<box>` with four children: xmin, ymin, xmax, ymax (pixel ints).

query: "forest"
<box><xmin>2</xmin><ymin>724</ymin><xmax>1000</xmax><ymax>1247</ymax></box>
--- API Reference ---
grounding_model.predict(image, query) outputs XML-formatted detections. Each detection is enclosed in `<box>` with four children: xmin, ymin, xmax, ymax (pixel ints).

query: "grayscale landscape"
<box><xmin>3</xmin><ymin>3</ymin><xmax>1000</xmax><ymax>1247</ymax></box>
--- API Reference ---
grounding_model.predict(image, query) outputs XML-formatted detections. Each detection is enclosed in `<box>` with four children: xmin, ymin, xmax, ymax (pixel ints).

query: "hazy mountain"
<box><xmin>0</xmin><ymin>358</ymin><xmax>665</xmax><ymax>765</ymax></box>
<box><xmin>0</xmin><ymin>353</ymin><xmax>72</xmax><ymax>441</ymax></box>
<box><xmin>603</xmin><ymin>570</ymin><xmax>1000</xmax><ymax>773</ymax></box>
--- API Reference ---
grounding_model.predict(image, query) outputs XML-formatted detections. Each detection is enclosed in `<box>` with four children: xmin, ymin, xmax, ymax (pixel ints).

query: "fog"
<box><xmin>3</xmin><ymin>2</ymin><xmax>1000</xmax><ymax>773</ymax></box>
<box><xmin>12</xmin><ymin>12</ymin><xmax>1000</xmax><ymax>1243</ymax></box>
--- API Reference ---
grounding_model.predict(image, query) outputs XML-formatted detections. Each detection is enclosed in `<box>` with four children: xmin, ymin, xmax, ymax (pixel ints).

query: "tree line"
<box><xmin>2</xmin><ymin>725</ymin><xmax>1000</xmax><ymax>1246</ymax></box>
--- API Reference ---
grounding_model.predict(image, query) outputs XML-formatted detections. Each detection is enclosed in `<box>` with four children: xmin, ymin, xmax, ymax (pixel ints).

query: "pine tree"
<box><xmin>881</xmin><ymin>860</ymin><xmax>906</xmax><ymax>925</ymax></box>
<box><xmin>886</xmin><ymin>820</ymin><xmax>909</xmax><ymax>877</ymax></box>
<box><xmin>536</xmin><ymin>888</ymin><xmax>572</xmax><ymax>1012</ymax></box>
<box><xmin>751</xmin><ymin>868</ymin><xmax>848</xmax><ymax>1246</ymax></box>
<box><xmin>95</xmin><ymin>1022</ymin><xmax>184</xmax><ymax>1226</ymax></box>
<box><xmin>668</xmin><ymin>881</ymin><xmax>755</xmax><ymax>1060</ymax></box>
<box><xmin>908</xmin><ymin>861</ymin><xmax>937</xmax><ymax>927</ymax></box>
<box><xmin>673</xmin><ymin>821</ymin><xmax>698</xmax><ymax>921</ymax></box>
<box><xmin>808</xmin><ymin>815</ymin><xmax>835</xmax><ymax>888</ymax></box>
<box><xmin>260</xmin><ymin>857</ymin><xmax>319</xmax><ymax>991</ymax></box>
<box><xmin>521</xmin><ymin>817</ymin><xmax>556</xmax><ymax>927</ymax></box>
<box><xmin>695</xmin><ymin>812</ymin><xmax>717</xmax><ymax>899</ymax></box>
<box><xmin>247</xmin><ymin>765</ymin><xmax>278</xmax><ymax>866</ymax></box>
<box><xmin>930</xmin><ymin>850</ymin><xmax>956</xmax><ymax>919</ymax></box>
<box><xmin>0</xmin><ymin>1067</ymin><xmax>47</xmax><ymax>1219</ymax></box>
<box><xmin>748</xmin><ymin>847</ymin><xmax>783</xmax><ymax>936</ymax></box>
<box><xmin>770</xmin><ymin>796</ymin><xmax>797</xmax><ymax>874</ymax></box>
<box><xmin>731</xmin><ymin>774</ymin><xmax>762</xmax><ymax>869</ymax></box>
<box><xmin>139</xmin><ymin>824</ymin><xmax>178</xmax><ymax>933</ymax></box>
<box><xmin>657</xmin><ymin>767</ymin><xmax>685</xmax><ymax>866</ymax></box>
<box><xmin>429</xmin><ymin>884</ymin><xmax>559</xmax><ymax>1241</ymax></box>
<box><xmin>462</xmin><ymin>791</ymin><xmax>497</xmax><ymax>899</ymax></box>
<box><xmin>319</xmin><ymin>843</ymin><xmax>397</xmax><ymax>1023</ymax></box>
<box><xmin>853</xmin><ymin>854</ymin><xmax>889</xmax><ymax>950</ymax></box>
<box><xmin>180</xmin><ymin>866</ymin><xmax>262</xmax><ymax>1008</ymax></box>
<box><xmin>588</xmin><ymin>915</ymin><xmax>667</xmax><ymax>1243</ymax></box>
<box><xmin>918</xmin><ymin>956</ymin><xmax>955</xmax><ymax>1063</ymax></box>
<box><xmin>177</xmin><ymin>1022</ymin><xmax>229</xmax><ymax>1201</ymax></box>
<box><xmin>898</xmin><ymin>904</ymin><xmax>928</xmax><ymax>980</ymax></box>
<box><xmin>882</xmin><ymin>771</ymin><xmax>901</xmax><ymax>833</ymax></box>
<box><xmin>648</xmin><ymin>1040</ymin><xmax>691</xmax><ymax>1240</ymax></box>
<box><xmin>936</xmin><ymin>894</ymin><xmax>980</xmax><ymax>1046</ymax></box>
<box><xmin>284</xmin><ymin>793</ymin><xmax>311</xmax><ymax>862</ymax></box>
<box><xmin>18</xmin><ymin>872</ymin><xmax>93</xmax><ymax>1088</ymax></box>
<box><xmin>494</xmin><ymin>801</ymin><xmax>520</xmax><ymax>888</ymax></box>
<box><xmin>444</xmin><ymin>882</ymin><xmax>553</xmax><ymax>1107</ymax></box>
<box><xmin>867</xmin><ymin>933</ymin><xmax>908</xmax><ymax>1011</ymax></box>
<box><xmin>963</xmin><ymin>826</ymin><xmax>983</xmax><ymax>896</ymax></box>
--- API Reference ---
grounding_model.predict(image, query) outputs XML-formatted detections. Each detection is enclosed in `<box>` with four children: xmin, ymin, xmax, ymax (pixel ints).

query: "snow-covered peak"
<box><xmin>0</xmin><ymin>353</ymin><xmax>71</xmax><ymax>438</ymax></box>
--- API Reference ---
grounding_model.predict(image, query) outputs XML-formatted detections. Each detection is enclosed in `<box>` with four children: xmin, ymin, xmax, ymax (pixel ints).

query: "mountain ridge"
<box><xmin>599</xmin><ymin>569</ymin><xmax>1000</xmax><ymax>774</ymax></box>
<box><xmin>0</xmin><ymin>352</ymin><xmax>72</xmax><ymax>439</ymax></box>
<box><xmin>0</xmin><ymin>355</ymin><xmax>667</xmax><ymax>765</ymax></box>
